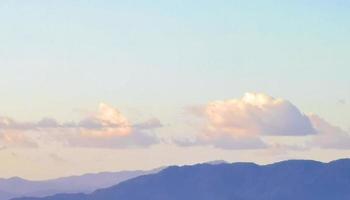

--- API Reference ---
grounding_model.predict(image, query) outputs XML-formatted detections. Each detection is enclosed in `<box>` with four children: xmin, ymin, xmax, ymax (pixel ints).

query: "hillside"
<box><xmin>13</xmin><ymin>159</ymin><xmax>350</xmax><ymax>200</ymax></box>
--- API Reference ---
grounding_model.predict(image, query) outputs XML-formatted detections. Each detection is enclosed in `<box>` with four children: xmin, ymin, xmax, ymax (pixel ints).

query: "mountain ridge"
<box><xmin>12</xmin><ymin>158</ymin><xmax>350</xmax><ymax>200</ymax></box>
<box><xmin>0</xmin><ymin>168</ymin><xmax>161</xmax><ymax>200</ymax></box>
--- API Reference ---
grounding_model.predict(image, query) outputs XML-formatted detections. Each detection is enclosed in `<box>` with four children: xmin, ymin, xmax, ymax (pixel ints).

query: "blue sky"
<box><xmin>0</xmin><ymin>1</ymin><xmax>349</xmax><ymax>179</ymax></box>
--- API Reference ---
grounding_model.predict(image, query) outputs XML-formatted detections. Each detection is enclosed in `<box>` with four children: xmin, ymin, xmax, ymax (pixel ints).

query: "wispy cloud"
<box><xmin>0</xmin><ymin>130</ymin><xmax>38</xmax><ymax>148</ymax></box>
<box><xmin>0</xmin><ymin>103</ymin><xmax>161</xmax><ymax>149</ymax></box>
<box><xmin>0</xmin><ymin>103</ymin><xmax>132</xmax><ymax>136</ymax></box>
<box><xmin>308</xmin><ymin>114</ymin><xmax>350</xmax><ymax>149</ymax></box>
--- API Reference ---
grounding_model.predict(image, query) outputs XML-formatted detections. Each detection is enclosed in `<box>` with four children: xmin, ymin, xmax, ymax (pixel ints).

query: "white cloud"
<box><xmin>0</xmin><ymin>103</ymin><xmax>161</xmax><ymax>149</ymax></box>
<box><xmin>79</xmin><ymin>103</ymin><xmax>132</xmax><ymax>138</ymax></box>
<box><xmin>0</xmin><ymin>103</ymin><xmax>132</xmax><ymax>137</ymax></box>
<box><xmin>179</xmin><ymin>93</ymin><xmax>317</xmax><ymax>149</ymax></box>
<box><xmin>1</xmin><ymin>95</ymin><xmax>349</xmax><ymax>150</ymax></box>
<box><xmin>201</xmin><ymin>92</ymin><xmax>316</xmax><ymax>137</ymax></box>
<box><xmin>308</xmin><ymin>114</ymin><xmax>350</xmax><ymax>149</ymax></box>
<box><xmin>180</xmin><ymin>92</ymin><xmax>350</xmax><ymax>150</ymax></box>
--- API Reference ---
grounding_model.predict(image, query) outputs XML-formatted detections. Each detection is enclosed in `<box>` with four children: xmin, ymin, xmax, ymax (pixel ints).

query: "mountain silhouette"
<box><xmin>0</xmin><ymin>169</ymin><xmax>160</xmax><ymax>200</ymax></box>
<box><xmin>13</xmin><ymin>159</ymin><xmax>350</xmax><ymax>200</ymax></box>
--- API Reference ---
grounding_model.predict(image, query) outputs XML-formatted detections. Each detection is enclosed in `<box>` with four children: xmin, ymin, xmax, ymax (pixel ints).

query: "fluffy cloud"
<box><xmin>78</xmin><ymin>103</ymin><xmax>132</xmax><ymax>138</ymax></box>
<box><xmin>1</xmin><ymin>95</ymin><xmax>349</xmax><ymax>150</ymax></box>
<box><xmin>181</xmin><ymin>93</ymin><xmax>316</xmax><ymax>149</ymax></box>
<box><xmin>182</xmin><ymin>92</ymin><xmax>350</xmax><ymax>150</ymax></box>
<box><xmin>0</xmin><ymin>103</ymin><xmax>161</xmax><ymax>149</ymax></box>
<box><xmin>201</xmin><ymin>93</ymin><xmax>316</xmax><ymax>137</ymax></box>
<box><xmin>308</xmin><ymin>114</ymin><xmax>350</xmax><ymax>149</ymax></box>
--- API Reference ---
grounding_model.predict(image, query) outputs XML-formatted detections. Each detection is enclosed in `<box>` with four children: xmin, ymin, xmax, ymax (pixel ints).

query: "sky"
<box><xmin>0</xmin><ymin>0</ymin><xmax>349</xmax><ymax>180</ymax></box>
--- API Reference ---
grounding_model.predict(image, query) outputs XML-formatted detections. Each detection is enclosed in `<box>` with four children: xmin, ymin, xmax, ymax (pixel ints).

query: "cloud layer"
<box><xmin>0</xmin><ymin>103</ymin><xmax>160</xmax><ymax>149</ymax></box>
<box><xmin>0</xmin><ymin>103</ymin><xmax>132</xmax><ymax>137</ymax></box>
<box><xmin>309</xmin><ymin>114</ymin><xmax>350</xmax><ymax>149</ymax></box>
<box><xmin>183</xmin><ymin>92</ymin><xmax>350</xmax><ymax>150</ymax></box>
<box><xmin>1</xmin><ymin>93</ymin><xmax>349</xmax><ymax>151</ymax></box>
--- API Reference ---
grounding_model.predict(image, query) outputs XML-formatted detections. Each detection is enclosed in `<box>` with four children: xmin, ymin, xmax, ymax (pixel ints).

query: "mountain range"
<box><xmin>0</xmin><ymin>169</ymin><xmax>160</xmax><ymax>200</ymax></box>
<box><xmin>12</xmin><ymin>158</ymin><xmax>350</xmax><ymax>200</ymax></box>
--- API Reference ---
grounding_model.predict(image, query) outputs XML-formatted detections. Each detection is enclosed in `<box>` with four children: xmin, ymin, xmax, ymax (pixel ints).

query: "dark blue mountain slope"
<box><xmin>13</xmin><ymin>159</ymin><xmax>350</xmax><ymax>200</ymax></box>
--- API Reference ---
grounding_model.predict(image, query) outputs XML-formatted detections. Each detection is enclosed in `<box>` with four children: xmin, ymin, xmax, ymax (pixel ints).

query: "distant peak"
<box><xmin>5</xmin><ymin>176</ymin><xmax>26</xmax><ymax>182</ymax></box>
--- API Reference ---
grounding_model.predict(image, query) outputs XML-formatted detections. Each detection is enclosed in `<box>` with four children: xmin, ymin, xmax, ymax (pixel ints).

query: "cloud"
<box><xmin>66</xmin><ymin>129</ymin><xmax>158</xmax><ymax>148</ymax></box>
<box><xmin>0</xmin><ymin>103</ymin><xmax>161</xmax><ymax>149</ymax></box>
<box><xmin>0</xmin><ymin>131</ymin><xmax>38</xmax><ymax>148</ymax></box>
<box><xmin>175</xmin><ymin>135</ymin><xmax>267</xmax><ymax>150</ymax></box>
<box><xmin>78</xmin><ymin>103</ymin><xmax>132</xmax><ymax>138</ymax></box>
<box><xmin>0</xmin><ymin>103</ymin><xmax>132</xmax><ymax>137</ymax></box>
<box><xmin>63</xmin><ymin>103</ymin><xmax>160</xmax><ymax>148</ymax></box>
<box><xmin>178</xmin><ymin>93</ymin><xmax>317</xmax><ymax>149</ymax></box>
<box><xmin>308</xmin><ymin>114</ymin><xmax>350</xmax><ymax>149</ymax></box>
<box><xmin>134</xmin><ymin>118</ymin><xmax>163</xmax><ymax>130</ymax></box>
<box><xmin>1</xmin><ymin>95</ymin><xmax>348</xmax><ymax>151</ymax></box>
<box><xmin>180</xmin><ymin>92</ymin><xmax>350</xmax><ymax>150</ymax></box>
<box><xmin>200</xmin><ymin>92</ymin><xmax>316</xmax><ymax>137</ymax></box>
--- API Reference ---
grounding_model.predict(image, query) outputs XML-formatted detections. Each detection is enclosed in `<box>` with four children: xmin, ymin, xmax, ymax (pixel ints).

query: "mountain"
<box><xmin>0</xmin><ymin>189</ymin><xmax>14</xmax><ymax>200</ymax></box>
<box><xmin>0</xmin><ymin>168</ymin><xmax>160</xmax><ymax>200</ymax></box>
<box><xmin>13</xmin><ymin>158</ymin><xmax>350</xmax><ymax>200</ymax></box>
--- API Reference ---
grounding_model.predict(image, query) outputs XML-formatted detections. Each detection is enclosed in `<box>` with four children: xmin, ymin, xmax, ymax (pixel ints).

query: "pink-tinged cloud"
<box><xmin>200</xmin><ymin>92</ymin><xmax>315</xmax><ymax>137</ymax></box>
<box><xmin>0</xmin><ymin>131</ymin><xmax>38</xmax><ymax>148</ymax></box>
<box><xmin>180</xmin><ymin>93</ymin><xmax>318</xmax><ymax>149</ymax></box>
<box><xmin>67</xmin><ymin>103</ymin><xmax>159</xmax><ymax>148</ymax></box>
<box><xmin>0</xmin><ymin>103</ymin><xmax>133</xmax><ymax>138</ymax></box>
<box><xmin>0</xmin><ymin>103</ymin><xmax>161</xmax><ymax>149</ymax></box>
<box><xmin>308</xmin><ymin>114</ymin><xmax>350</xmax><ymax>149</ymax></box>
<box><xmin>79</xmin><ymin>103</ymin><xmax>132</xmax><ymax>138</ymax></box>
